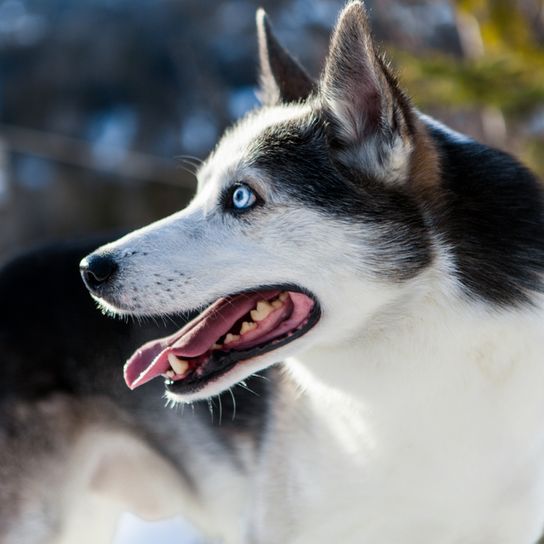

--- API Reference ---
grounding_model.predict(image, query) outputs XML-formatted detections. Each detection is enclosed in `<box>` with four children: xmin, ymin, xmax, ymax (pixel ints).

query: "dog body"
<box><xmin>2</xmin><ymin>2</ymin><xmax>544</xmax><ymax>543</ymax></box>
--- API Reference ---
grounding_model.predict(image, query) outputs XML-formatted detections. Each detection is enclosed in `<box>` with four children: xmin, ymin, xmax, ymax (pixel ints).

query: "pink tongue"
<box><xmin>170</xmin><ymin>294</ymin><xmax>271</xmax><ymax>357</ymax></box>
<box><xmin>124</xmin><ymin>291</ymin><xmax>279</xmax><ymax>389</ymax></box>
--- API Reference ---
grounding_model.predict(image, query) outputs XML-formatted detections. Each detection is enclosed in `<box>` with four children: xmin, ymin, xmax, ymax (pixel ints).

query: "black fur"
<box><xmin>427</xmin><ymin>125</ymin><xmax>544</xmax><ymax>306</ymax></box>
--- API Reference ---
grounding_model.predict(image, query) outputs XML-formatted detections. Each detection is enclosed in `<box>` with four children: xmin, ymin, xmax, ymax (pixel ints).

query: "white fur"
<box><xmin>268</xmin><ymin>297</ymin><xmax>544</xmax><ymax>543</ymax></box>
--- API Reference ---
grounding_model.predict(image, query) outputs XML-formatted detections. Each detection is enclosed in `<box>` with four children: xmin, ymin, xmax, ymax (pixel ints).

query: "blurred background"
<box><xmin>0</xmin><ymin>0</ymin><xmax>542</xmax><ymax>264</ymax></box>
<box><xmin>0</xmin><ymin>1</ymin><xmax>541</xmax><ymax>542</ymax></box>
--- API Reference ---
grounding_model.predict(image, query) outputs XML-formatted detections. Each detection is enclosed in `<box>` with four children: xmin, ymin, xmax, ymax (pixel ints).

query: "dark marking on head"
<box><xmin>247</xmin><ymin>110</ymin><xmax>433</xmax><ymax>281</ymax></box>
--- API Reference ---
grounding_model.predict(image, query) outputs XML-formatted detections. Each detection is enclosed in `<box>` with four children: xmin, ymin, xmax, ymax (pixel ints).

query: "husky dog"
<box><xmin>2</xmin><ymin>1</ymin><xmax>544</xmax><ymax>543</ymax></box>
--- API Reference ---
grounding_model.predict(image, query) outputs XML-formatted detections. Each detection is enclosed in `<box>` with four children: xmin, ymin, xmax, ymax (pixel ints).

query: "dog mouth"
<box><xmin>124</xmin><ymin>286</ymin><xmax>320</xmax><ymax>393</ymax></box>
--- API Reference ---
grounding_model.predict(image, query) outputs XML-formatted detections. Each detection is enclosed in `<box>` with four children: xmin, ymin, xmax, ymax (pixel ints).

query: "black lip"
<box><xmin>165</xmin><ymin>284</ymin><xmax>321</xmax><ymax>395</ymax></box>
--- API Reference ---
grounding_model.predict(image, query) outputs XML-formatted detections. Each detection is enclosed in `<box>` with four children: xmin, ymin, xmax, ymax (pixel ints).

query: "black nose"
<box><xmin>80</xmin><ymin>253</ymin><xmax>118</xmax><ymax>291</ymax></box>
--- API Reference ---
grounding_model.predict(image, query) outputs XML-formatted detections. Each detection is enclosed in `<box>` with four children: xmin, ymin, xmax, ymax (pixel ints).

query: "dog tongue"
<box><xmin>124</xmin><ymin>290</ymin><xmax>279</xmax><ymax>389</ymax></box>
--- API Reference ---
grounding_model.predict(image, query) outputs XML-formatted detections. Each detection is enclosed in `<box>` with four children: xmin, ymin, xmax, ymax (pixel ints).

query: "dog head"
<box><xmin>81</xmin><ymin>1</ymin><xmax>440</xmax><ymax>402</ymax></box>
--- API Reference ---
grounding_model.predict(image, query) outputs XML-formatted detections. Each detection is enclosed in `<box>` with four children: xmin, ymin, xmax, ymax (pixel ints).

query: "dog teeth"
<box><xmin>167</xmin><ymin>353</ymin><xmax>189</xmax><ymax>376</ymax></box>
<box><xmin>240</xmin><ymin>321</ymin><xmax>257</xmax><ymax>335</ymax></box>
<box><xmin>165</xmin><ymin>370</ymin><xmax>175</xmax><ymax>378</ymax></box>
<box><xmin>224</xmin><ymin>333</ymin><xmax>240</xmax><ymax>344</ymax></box>
<box><xmin>250</xmin><ymin>300</ymin><xmax>274</xmax><ymax>322</ymax></box>
<box><xmin>220</xmin><ymin>294</ymin><xmax>291</xmax><ymax>346</ymax></box>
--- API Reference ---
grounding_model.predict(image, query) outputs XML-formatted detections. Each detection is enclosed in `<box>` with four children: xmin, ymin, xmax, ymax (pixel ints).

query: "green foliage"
<box><xmin>386</xmin><ymin>0</ymin><xmax>544</xmax><ymax>177</ymax></box>
<box><xmin>391</xmin><ymin>50</ymin><xmax>544</xmax><ymax>114</ymax></box>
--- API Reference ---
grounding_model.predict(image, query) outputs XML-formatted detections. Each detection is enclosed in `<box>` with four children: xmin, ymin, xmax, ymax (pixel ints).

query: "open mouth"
<box><xmin>124</xmin><ymin>286</ymin><xmax>320</xmax><ymax>394</ymax></box>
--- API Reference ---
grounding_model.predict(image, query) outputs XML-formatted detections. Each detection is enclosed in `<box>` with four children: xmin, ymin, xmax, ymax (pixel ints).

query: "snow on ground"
<box><xmin>112</xmin><ymin>513</ymin><xmax>207</xmax><ymax>544</ymax></box>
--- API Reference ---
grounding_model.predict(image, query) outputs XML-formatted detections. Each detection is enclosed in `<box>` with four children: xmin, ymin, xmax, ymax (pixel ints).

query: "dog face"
<box><xmin>81</xmin><ymin>2</ymin><xmax>439</xmax><ymax>402</ymax></box>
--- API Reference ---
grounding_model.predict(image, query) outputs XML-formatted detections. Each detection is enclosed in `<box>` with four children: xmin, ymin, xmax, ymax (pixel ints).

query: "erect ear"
<box><xmin>256</xmin><ymin>8</ymin><xmax>315</xmax><ymax>105</ymax></box>
<box><xmin>320</xmin><ymin>1</ymin><xmax>414</xmax><ymax>183</ymax></box>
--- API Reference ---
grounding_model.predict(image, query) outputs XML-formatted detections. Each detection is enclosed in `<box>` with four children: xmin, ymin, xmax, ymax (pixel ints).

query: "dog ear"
<box><xmin>320</xmin><ymin>1</ymin><xmax>414</xmax><ymax>183</ymax></box>
<box><xmin>256</xmin><ymin>9</ymin><xmax>315</xmax><ymax>105</ymax></box>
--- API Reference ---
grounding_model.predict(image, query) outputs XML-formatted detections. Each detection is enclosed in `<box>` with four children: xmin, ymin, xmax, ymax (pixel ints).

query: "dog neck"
<box><xmin>293</xmin><ymin>293</ymin><xmax>542</xmax><ymax>399</ymax></box>
<box><xmin>281</xmin><ymin>293</ymin><xmax>544</xmax><ymax>542</ymax></box>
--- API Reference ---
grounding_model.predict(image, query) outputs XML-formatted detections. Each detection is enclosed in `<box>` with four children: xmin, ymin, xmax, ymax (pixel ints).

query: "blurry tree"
<box><xmin>388</xmin><ymin>0</ymin><xmax>544</xmax><ymax>176</ymax></box>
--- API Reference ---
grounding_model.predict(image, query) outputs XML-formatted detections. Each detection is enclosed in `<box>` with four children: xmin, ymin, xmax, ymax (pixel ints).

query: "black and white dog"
<box><xmin>2</xmin><ymin>2</ymin><xmax>544</xmax><ymax>542</ymax></box>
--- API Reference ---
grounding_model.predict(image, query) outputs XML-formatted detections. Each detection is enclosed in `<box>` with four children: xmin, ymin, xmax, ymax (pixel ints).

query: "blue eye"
<box><xmin>231</xmin><ymin>184</ymin><xmax>257</xmax><ymax>211</ymax></box>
